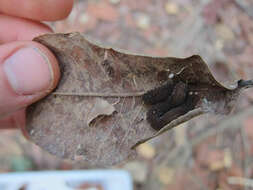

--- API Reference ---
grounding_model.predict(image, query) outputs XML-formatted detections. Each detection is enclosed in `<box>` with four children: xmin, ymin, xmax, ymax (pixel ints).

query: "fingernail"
<box><xmin>3</xmin><ymin>47</ymin><xmax>52</xmax><ymax>95</ymax></box>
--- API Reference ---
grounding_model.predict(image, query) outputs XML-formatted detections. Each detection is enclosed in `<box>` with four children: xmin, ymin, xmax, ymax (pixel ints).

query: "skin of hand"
<box><xmin>0</xmin><ymin>0</ymin><xmax>74</xmax><ymax>136</ymax></box>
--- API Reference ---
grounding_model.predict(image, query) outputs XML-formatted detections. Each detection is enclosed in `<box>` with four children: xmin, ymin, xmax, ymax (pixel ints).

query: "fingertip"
<box><xmin>54</xmin><ymin>0</ymin><xmax>74</xmax><ymax>20</ymax></box>
<box><xmin>15</xmin><ymin>109</ymin><xmax>30</xmax><ymax>140</ymax></box>
<box><xmin>0</xmin><ymin>109</ymin><xmax>25</xmax><ymax>130</ymax></box>
<box><xmin>31</xmin><ymin>42</ymin><xmax>60</xmax><ymax>96</ymax></box>
<box><xmin>0</xmin><ymin>14</ymin><xmax>53</xmax><ymax>43</ymax></box>
<box><xmin>3</xmin><ymin>41</ymin><xmax>60</xmax><ymax>98</ymax></box>
<box><xmin>0</xmin><ymin>41</ymin><xmax>60</xmax><ymax>116</ymax></box>
<box><xmin>0</xmin><ymin>0</ymin><xmax>74</xmax><ymax>21</ymax></box>
<box><xmin>29</xmin><ymin>41</ymin><xmax>61</xmax><ymax>99</ymax></box>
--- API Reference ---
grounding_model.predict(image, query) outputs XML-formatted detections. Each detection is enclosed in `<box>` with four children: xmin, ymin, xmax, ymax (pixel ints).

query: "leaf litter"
<box><xmin>86</xmin><ymin>98</ymin><xmax>116</xmax><ymax>127</ymax></box>
<box><xmin>26</xmin><ymin>32</ymin><xmax>253</xmax><ymax>166</ymax></box>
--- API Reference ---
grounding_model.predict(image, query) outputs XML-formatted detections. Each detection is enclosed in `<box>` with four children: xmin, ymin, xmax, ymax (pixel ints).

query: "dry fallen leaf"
<box><xmin>27</xmin><ymin>32</ymin><xmax>253</xmax><ymax>166</ymax></box>
<box><xmin>86</xmin><ymin>98</ymin><xmax>116</xmax><ymax>126</ymax></box>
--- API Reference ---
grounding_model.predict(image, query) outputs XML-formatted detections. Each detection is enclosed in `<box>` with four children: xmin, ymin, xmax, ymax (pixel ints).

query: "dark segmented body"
<box><xmin>144</xmin><ymin>81</ymin><xmax>198</xmax><ymax>130</ymax></box>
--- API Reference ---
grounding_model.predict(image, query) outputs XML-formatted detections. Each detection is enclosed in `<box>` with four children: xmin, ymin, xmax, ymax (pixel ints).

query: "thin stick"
<box><xmin>52</xmin><ymin>91</ymin><xmax>145</xmax><ymax>97</ymax></box>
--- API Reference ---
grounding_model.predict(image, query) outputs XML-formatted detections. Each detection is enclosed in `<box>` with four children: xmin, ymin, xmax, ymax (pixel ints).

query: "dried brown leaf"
<box><xmin>86</xmin><ymin>98</ymin><xmax>116</xmax><ymax>126</ymax></box>
<box><xmin>26</xmin><ymin>32</ymin><xmax>253</xmax><ymax>166</ymax></box>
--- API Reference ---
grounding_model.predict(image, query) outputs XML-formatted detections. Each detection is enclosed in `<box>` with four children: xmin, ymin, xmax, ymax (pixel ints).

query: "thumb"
<box><xmin>0</xmin><ymin>41</ymin><xmax>60</xmax><ymax>118</ymax></box>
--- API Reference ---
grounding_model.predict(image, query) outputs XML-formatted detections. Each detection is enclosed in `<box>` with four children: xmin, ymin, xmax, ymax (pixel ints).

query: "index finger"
<box><xmin>0</xmin><ymin>0</ymin><xmax>74</xmax><ymax>21</ymax></box>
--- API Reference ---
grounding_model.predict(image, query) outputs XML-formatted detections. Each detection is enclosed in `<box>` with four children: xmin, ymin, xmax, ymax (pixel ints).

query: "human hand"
<box><xmin>0</xmin><ymin>0</ymin><xmax>74</xmax><ymax>136</ymax></box>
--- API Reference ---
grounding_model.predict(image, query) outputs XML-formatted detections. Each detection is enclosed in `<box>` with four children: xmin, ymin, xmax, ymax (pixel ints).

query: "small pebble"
<box><xmin>169</xmin><ymin>73</ymin><xmax>174</xmax><ymax>79</ymax></box>
<box><xmin>136</xmin><ymin>14</ymin><xmax>150</xmax><ymax>30</ymax></box>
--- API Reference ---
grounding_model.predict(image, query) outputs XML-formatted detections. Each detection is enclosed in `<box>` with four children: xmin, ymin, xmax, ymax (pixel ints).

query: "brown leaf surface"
<box><xmin>26</xmin><ymin>32</ymin><xmax>252</xmax><ymax>166</ymax></box>
<box><xmin>86</xmin><ymin>98</ymin><xmax>116</xmax><ymax>126</ymax></box>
